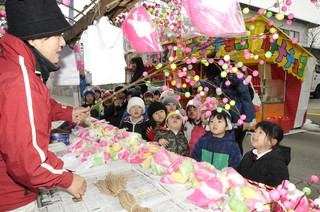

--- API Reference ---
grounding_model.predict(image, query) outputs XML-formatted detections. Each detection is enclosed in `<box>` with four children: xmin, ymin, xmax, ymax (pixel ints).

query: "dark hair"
<box><xmin>256</xmin><ymin>121</ymin><xmax>284</xmax><ymax>146</ymax></box>
<box><xmin>186</xmin><ymin>105</ymin><xmax>198</xmax><ymax>124</ymax></box>
<box><xmin>154</xmin><ymin>90</ymin><xmax>161</xmax><ymax>96</ymax></box>
<box><xmin>148</xmin><ymin>109</ymin><xmax>167</xmax><ymax>128</ymax></box>
<box><xmin>209</xmin><ymin>113</ymin><xmax>228</xmax><ymax>128</ymax></box>
<box><xmin>130</xmin><ymin>57</ymin><xmax>146</xmax><ymax>83</ymax></box>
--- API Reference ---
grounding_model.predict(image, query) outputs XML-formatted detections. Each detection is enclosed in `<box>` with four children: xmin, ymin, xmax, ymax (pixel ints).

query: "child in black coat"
<box><xmin>120</xmin><ymin>97</ymin><xmax>148</xmax><ymax>140</ymax></box>
<box><xmin>237</xmin><ymin>121</ymin><xmax>290</xmax><ymax>187</ymax></box>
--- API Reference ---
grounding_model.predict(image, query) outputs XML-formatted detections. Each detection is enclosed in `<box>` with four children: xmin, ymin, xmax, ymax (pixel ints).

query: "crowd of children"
<box><xmin>81</xmin><ymin>84</ymin><xmax>290</xmax><ymax>188</ymax></box>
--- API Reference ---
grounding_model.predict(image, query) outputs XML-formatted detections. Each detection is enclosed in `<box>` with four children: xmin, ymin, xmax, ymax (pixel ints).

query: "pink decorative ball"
<box><xmin>216</xmin><ymin>87</ymin><xmax>222</xmax><ymax>93</ymax></box>
<box><xmin>237</xmin><ymin>119</ymin><xmax>243</xmax><ymax>126</ymax></box>
<box><xmin>292</xmin><ymin>38</ymin><xmax>298</xmax><ymax>44</ymax></box>
<box><xmin>286</xmin><ymin>0</ymin><xmax>292</xmax><ymax>6</ymax></box>
<box><xmin>286</xmin><ymin>20</ymin><xmax>292</xmax><ymax>25</ymax></box>
<box><xmin>279</xmin><ymin>188</ymin><xmax>288</xmax><ymax>197</ymax></box>
<box><xmin>223</xmin><ymin>98</ymin><xmax>229</xmax><ymax>103</ymax></box>
<box><xmin>253</xmin><ymin>70</ymin><xmax>259</xmax><ymax>76</ymax></box>
<box><xmin>204</xmin><ymin>87</ymin><xmax>209</xmax><ymax>92</ymax></box>
<box><xmin>206</xmin><ymin>97</ymin><xmax>212</xmax><ymax>102</ymax></box>
<box><xmin>259</xmin><ymin>60</ymin><xmax>265</xmax><ymax>65</ymax></box>
<box><xmin>185</xmin><ymin>78</ymin><xmax>191</xmax><ymax>83</ymax></box>
<box><xmin>176</xmin><ymin>95</ymin><xmax>181</xmax><ymax>101</ymax></box>
<box><xmin>143</xmin><ymin>71</ymin><xmax>148</xmax><ymax>77</ymax></box>
<box><xmin>162</xmin><ymin>85</ymin><xmax>168</xmax><ymax>91</ymax></box>
<box><xmin>240</xmin><ymin>114</ymin><xmax>247</xmax><ymax>120</ymax></box>
<box><xmin>196</xmin><ymin>93</ymin><xmax>201</xmax><ymax>99</ymax></box>
<box><xmin>176</xmin><ymin>83</ymin><xmax>181</xmax><ymax>88</ymax></box>
<box><xmin>310</xmin><ymin>175</ymin><xmax>319</xmax><ymax>183</ymax></box>
<box><xmin>63</xmin><ymin>0</ymin><xmax>70</xmax><ymax>5</ymax></box>
<box><xmin>206</xmin><ymin>111</ymin><xmax>212</xmax><ymax>117</ymax></box>
<box><xmin>190</xmin><ymin>81</ymin><xmax>195</xmax><ymax>86</ymax></box>
<box><xmin>281</xmin><ymin>6</ymin><xmax>287</xmax><ymax>12</ymax></box>
<box><xmin>283</xmin><ymin>200</ymin><xmax>293</xmax><ymax>209</ymax></box>
<box><xmin>269</xmin><ymin>190</ymin><xmax>280</xmax><ymax>201</ymax></box>
<box><xmin>237</xmin><ymin>73</ymin><xmax>244</xmax><ymax>79</ymax></box>
<box><xmin>268</xmin><ymin>21</ymin><xmax>274</xmax><ymax>26</ymax></box>
<box><xmin>258</xmin><ymin>9</ymin><xmax>265</xmax><ymax>15</ymax></box>
<box><xmin>183</xmin><ymin>116</ymin><xmax>189</xmax><ymax>121</ymax></box>
<box><xmin>288</xmin><ymin>13</ymin><xmax>294</xmax><ymax>20</ymax></box>
<box><xmin>225</xmin><ymin>80</ymin><xmax>231</xmax><ymax>86</ymax></box>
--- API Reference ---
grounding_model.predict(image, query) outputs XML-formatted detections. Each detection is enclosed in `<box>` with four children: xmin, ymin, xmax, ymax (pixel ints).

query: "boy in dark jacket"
<box><xmin>237</xmin><ymin>121</ymin><xmax>290</xmax><ymax>187</ymax></box>
<box><xmin>190</xmin><ymin>108</ymin><xmax>242</xmax><ymax>170</ymax></box>
<box><xmin>154</xmin><ymin>111</ymin><xmax>189</xmax><ymax>156</ymax></box>
<box><xmin>120</xmin><ymin>97</ymin><xmax>148</xmax><ymax>140</ymax></box>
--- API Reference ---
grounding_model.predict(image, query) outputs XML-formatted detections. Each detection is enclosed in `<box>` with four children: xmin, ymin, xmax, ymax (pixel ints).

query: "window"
<box><xmin>281</xmin><ymin>28</ymin><xmax>300</xmax><ymax>42</ymax></box>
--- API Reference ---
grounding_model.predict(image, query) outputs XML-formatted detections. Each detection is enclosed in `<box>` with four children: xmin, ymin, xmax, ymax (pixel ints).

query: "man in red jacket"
<box><xmin>0</xmin><ymin>0</ymin><xmax>90</xmax><ymax>211</ymax></box>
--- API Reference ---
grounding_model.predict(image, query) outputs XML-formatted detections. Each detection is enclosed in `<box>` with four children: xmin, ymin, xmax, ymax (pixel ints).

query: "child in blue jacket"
<box><xmin>190</xmin><ymin>107</ymin><xmax>242</xmax><ymax>170</ymax></box>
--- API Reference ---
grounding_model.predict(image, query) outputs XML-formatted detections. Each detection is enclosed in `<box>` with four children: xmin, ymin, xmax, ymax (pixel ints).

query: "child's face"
<box><xmin>116</xmin><ymin>92</ymin><xmax>126</xmax><ymax>100</ymax></box>
<box><xmin>144</xmin><ymin>95</ymin><xmax>153</xmax><ymax>106</ymax></box>
<box><xmin>129</xmin><ymin>105</ymin><xmax>144</xmax><ymax>119</ymax></box>
<box><xmin>209</xmin><ymin>115</ymin><xmax>227</xmax><ymax>138</ymax></box>
<box><xmin>152</xmin><ymin>110</ymin><xmax>166</xmax><ymax>124</ymax></box>
<box><xmin>165</xmin><ymin>102</ymin><xmax>177</xmax><ymax>113</ymax></box>
<box><xmin>200</xmin><ymin>110</ymin><xmax>208</xmax><ymax>124</ymax></box>
<box><xmin>167</xmin><ymin>114</ymin><xmax>183</xmax><ymax>131</ymax></box>
<box><xmin>154</xmin><ymin>94</ymin><xmax>160</xmax><ymax>102</ymax></box>
<box><xmin>251</xmin><ymin>126</ymin><xmax>275</xmax><ymax>153</ymax></box>
<box><xmin>95</xmin><ymin>91</ymin><xmax>101</xmax><ymax>100</ymax></box>
<box><xmin>85</xmin><ymin>94</ymin><xmax>95</xmax><ymax>104</ymax></box>
<box><xmin>187</xmin><ymin>106</ymin><xmax>198</xmax><ymax>121</ymax></box>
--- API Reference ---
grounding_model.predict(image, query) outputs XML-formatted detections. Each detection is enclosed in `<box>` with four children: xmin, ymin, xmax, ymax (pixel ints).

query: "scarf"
<box><xmin>26</xmin><ymin>42</ymin><xmax>60</xmax><ymax>85</ymax></box>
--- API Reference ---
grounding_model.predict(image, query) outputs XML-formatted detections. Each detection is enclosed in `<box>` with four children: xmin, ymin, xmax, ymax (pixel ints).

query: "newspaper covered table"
<box><xmin>37</xmin><ymin>160</ymin><xmax>209</xmax><ymax>212</ymax></box>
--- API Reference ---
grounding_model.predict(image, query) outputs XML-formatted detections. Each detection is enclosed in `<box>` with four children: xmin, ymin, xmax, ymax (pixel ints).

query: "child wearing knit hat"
<box><xmin>154</xmin><ymin>111</ymin><xmax>189</xmax><ymax>156</ymax></box>
<box><xmin>120</xmin><ymin>97</ymin><xmax>148</xmax><ymax>140</ymax></box>
<box><xmin>190</xmin><ymin>107</ymin><xmax>242</xmax><ymax>170</ymax></box>
<box><xmin>146</xmin><ymin>102</ymin><xmax>167</xmax><ymax>141</ymax></box>
<box><xmin>188</xmin><ymin>97</ymin><xmax>219</xmax><ymax>153</ymax></box>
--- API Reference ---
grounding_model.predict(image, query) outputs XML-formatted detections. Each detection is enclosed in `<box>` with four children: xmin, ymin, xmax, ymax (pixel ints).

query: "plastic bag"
<box><xmin>122</xmin><ymin>6</ymin><xmax>163</xmax><ymax>53</ymax></box>
<box><xmin>182</xmin><ymin>0</ymin><xmax>247</xmax><ymax>37</ymax></box>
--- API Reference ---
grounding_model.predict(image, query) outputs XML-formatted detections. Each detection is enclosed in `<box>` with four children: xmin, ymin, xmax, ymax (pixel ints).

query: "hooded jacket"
<box><xmin>200</xmin><ymin>73</ymin><xmax>255</xmax><ymax>124</ymax></box>
<box><xmin>237</xmin><ymin>145</ymin><xmax>291</xmax><ymax>187</ymax></box>
<box><xmin>0</xmin><ymin>34</ymin><xmax>73</xmax><ymax>211</ymax></box>
<box><xmin>190</xmin><ymin>130</ymin><xmax>242</xmax><ymax>170</ymax></box>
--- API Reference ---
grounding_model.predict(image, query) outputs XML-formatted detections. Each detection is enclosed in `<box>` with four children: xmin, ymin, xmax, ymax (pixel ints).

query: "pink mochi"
<box><xmin>122</xmin><ymin>6</ymin><xmax>162</xmax><ymax>52</ymax></box>
<box><xmin>184</xmin><ymin>0</ymin><xmax>246</xmax><ymax>36</ymax></box>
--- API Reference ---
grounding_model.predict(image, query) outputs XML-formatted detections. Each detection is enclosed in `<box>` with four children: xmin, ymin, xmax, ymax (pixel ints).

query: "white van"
<box><xmin>311</xmin><ymin>64</ymin><xmax>320</xmax><ymax>98</ymax></box>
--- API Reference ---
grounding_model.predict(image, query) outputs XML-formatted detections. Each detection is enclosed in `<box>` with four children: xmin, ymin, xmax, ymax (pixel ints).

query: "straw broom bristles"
<box><xmin>96</xmin><ymin>172</ymin><xmax>152</xmax><ymax>212</ymax></box>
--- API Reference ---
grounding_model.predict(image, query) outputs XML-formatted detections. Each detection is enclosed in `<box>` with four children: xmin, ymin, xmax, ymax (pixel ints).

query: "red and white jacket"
<box><xmin>0</xmin><ymin>34</ymin><xmax>74</xmax><ymax>211</ymax></box>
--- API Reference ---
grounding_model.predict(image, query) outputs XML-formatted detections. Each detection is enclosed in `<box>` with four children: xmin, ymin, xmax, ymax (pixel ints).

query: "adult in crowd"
<box><xmin>130</xmin><ymin>56</ymin><xmax>148</xmax><ymax>94</ymax></box>
<box><xmin>0</xmin><ymin>0</ymin><xmax>89</xmax><ymax>211</ymax></box>
<box><xmin>197</xmin><ymin>53</ymin><xmax>255</xmax><ymax>154</ymax></box>
<box><xmin>103</xmin><ymin>85</ymin><xmax>128</xmax><ymax>127</ymax></box>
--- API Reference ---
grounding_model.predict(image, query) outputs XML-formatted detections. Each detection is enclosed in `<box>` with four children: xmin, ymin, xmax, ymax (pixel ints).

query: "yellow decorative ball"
<box><xmin>170</xmin><ymin>64</ymin><xmax>177</xmax><ymax>69</ymax></box>
<box><xmin>182</xmin><ymin>83</ymin><xmax>187</xmax><ymax>88</ymax></box>
<box><xmin>230</xmin><ymin>100</ymin><xmax>236</xmax><ymax>106</ymax></box>
<box><xmin>225</xmin><ymin>104</ymin><xmax>231</xmax><ymax>110</ymax></box>
<box><xmin>171</xmin><ymin>80</ymin><xmax>176</xmax><ymax>86</ymax></box>
<box><xmin>275</xmin><ymin>13</ymin><xmax>285</xmax><ymax>21</ymax></box>
<box><xmin>269</xmin><ymin>27</ymin><xmax>276</xmax><ymax>34</ymax></box>
<box><xmin>194</xmin><ymin>75</ymin><xmax>200</xmax><ymax>81</ymax></box>
<box><xmin>243</xmin><ymin>7</ymin><xmax>250</xmax><ymax>14</ymax></box>
<box><xmin>221</xmin><ymin>71</ymin><xmax>227</xmax><ymax>78</ymax></box>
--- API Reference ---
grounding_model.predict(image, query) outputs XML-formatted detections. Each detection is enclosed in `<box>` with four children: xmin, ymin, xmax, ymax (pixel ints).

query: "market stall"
<box><xmin>212</xmin><ymin>15</ymin><xmax>317</xmax><ymax>131</ymax></box>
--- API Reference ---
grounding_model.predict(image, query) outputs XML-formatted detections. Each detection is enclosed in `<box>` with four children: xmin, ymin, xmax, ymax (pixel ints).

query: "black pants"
<box><xmin>234</xmin><ymin>126</ymin><xmax>247</xmax><ymax>155</ymax></box>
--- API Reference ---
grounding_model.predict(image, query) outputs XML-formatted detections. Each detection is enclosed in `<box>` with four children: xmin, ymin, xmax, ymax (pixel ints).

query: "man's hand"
<box><xmin>72</xmin><ymin>107</ymin><xmax>90</xmax><ymax>122</ymax></box>
<box><xmin>67</xmin><ymin>174</ymin><xmax>87</xmax><ymax>199</ymax></box>
<box><xmin>242</xmin><ymin>122</ymin><xmax>251</xmax><ymax>131</ymax></box>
